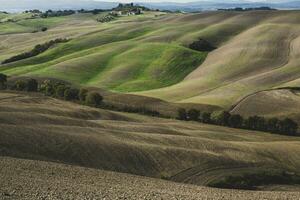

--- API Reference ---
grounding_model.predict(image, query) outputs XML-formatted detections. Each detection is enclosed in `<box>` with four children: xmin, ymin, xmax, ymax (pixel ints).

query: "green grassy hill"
<box><xmin>1</xmin><ymin>91</ymin><xmax>300</xmax><ymax>189</ymax></box>
<box><xmin>1</xmin><ymin>10</ymin><xmax>300</xmax><ymax>115</ymax></box>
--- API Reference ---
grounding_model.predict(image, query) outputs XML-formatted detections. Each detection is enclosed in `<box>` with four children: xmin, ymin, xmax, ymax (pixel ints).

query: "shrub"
<box><xmin>26</xmin><ymin>78</ymin><xmax>38</xmax><ymax>92</ymax></box>
<box><xmin>187</xmin><ymin>109</ymin><xmax>200</xmax><ymax>121</ymax></box>
<box><xmin>64</xmin><ymin>88</ymin><xmax>79</xmax><ymax>101</ymax></box>
<box><xmin>40</xmin><ymin>80</ymin><xmax>55</xmax><ymax>96</ymax></box>
<box><xmin>189</xmin><ymin>39</ymin><xmax>216</xmax><ymax>52</ymax></box>
<box><xmin>213</xmin><ymin>111</ymin><xmax>231</xmax><ymax>126</ymax></box>
<box><xmin>14</xmin><ymin>80</ymin><xmax>26</xmax><ymax>91</ymax></box>
<box><xmin>177</xmin><ymin>108</ymin><xmax>187</xmax><ymax>120</ymax></box>
<box><xmin>245</xmin><ymin>115</ymin><xmax>266</xmax><ymax>131</ymax></box>
<box><xmin>267</xmin><ymin>118</ymin><xmax>280</xmax><ymax>133</ymax></box>
<box><xmin>85</xmin><ymin>92</ymin><xmax>103</xmax><ymax>107</ymax></box>
<box><xmin>278</xmin><ymin>118</ymin><xmax>298</xmax><ymax>136</ymax></box>
<box><xmin>55</xmin><ymin>85</ymin><xmax>68</xmax><ymax>98</ymax></box>
<box><xmin>41</xmin><ymin>27</ymin><xmax>48</xmax><ymax>32</ymax></box>
<box><xmin>79</xmin><ymin>88</ymin><xmax>88</xmax><ymax>102</ymax></box>
<box><xmin>0</xmin><ymin>73</ymin><xmax>7</xmax><ymax>89</ymax></box>
<box><xmin>228</xmin><ymin>114</ymin><xmax>243</xmax><ymax>128</ymax></box>
<box><xmin>200</xmin><ymin>112</ymin><xmax>211</xmax><ymax>123</ymax></box>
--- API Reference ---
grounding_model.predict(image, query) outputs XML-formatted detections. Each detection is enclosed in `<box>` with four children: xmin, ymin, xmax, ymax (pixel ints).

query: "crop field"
<box><xmin>1</xmin><ymin>91</ymin><xmax>300</xmax><ymax>190</ymax></box>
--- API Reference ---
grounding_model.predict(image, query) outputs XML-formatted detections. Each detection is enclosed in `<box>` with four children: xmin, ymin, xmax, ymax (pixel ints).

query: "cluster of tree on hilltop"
<box><xmin>1</xmin><ymin>38</ymin><xmax>69</xmax><ymax>64</ymax></box>
<box><xmin>113</xmin><ymin>3</ymin><xmax>151</xmax><ymax>12</ymax></box>
<box><xmin>40</xmin><ymin>10</ymin><xmax>76</xmax><ymax>18</ymax></box>
<box><xmin>177</xmin><ymin>109</ymin><xmax>298</xmax><ymax>136</ymax></box>
<box><xmin>218</xmin><ymin>7</ymin><xmax>276</xmax><ymax>11</ymax></box>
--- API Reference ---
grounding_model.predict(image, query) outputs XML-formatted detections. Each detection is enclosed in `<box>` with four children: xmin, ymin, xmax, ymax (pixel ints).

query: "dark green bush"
<box><xmin>189</xmin><ymin>39</ymin><xmax>216</xmax><ymax>52</ymax></box>
<box><xmin>14</xmin><ymin>80</ymin><xmax>27</xmax><ymax>91</ymax></box>
<box><xmin>26</xmin><ymin>78</ymin><xmax>38</xmax><ymax>92</ymax></box>
<box><xmin>200</xmin><ymin>112</ymin><xmax>211</xmax><ymax>123</ymax></box>
<box><xmin>41</xmin><ymin>27</ymin><xmax>48</xmax><ymax>32</ymax></box>
<box><xmin>39</xmin><ymin>80</ymin><xmax>55</xmax><ymax>96</ymax></box>
<box><xmin>279</xmin><ymin>118</ymin><xmax>298</xmax><ymax>136</ymax></box>
<box><xmin>85</xmin><ymin>92</ymin><xmax>103</xmax><ymax>107</ymax></box>
<box><xmin>0</xmin><ymin>73</ymin><xmax>7</xmax><ymax>90</ymax></box>
<box><xmin>228</xmin><ymin>114</ymin><xmax>243</xmax><ymax>128</ymax></box>
<box><xmin>177</xmin><ymin>108</ymin><xmax>187</xmax><ymax>120</ymax></box>
<box><xmin>64</xmin><ymin>88</ymin><xmax>79</xmax><ymax>101</ymax></box>
<box><xmin>267</xmin><ymin>118</ymin><xmax>280</xmax><ymax>133</ymax></box>
<box><xmin>187</xmin><ymin>109</ymin><xmax>200</xmax><ymax>121</ymax></box>
<box><xmin>244</xmin><ymin>115</ymin><xmax>266</xmax><ymax>131</ymax></box>
<box><xmin>213</xmin><ymin>111</ymin><xmax>231</xmax><ymax>126</ymax></box>
<box><xmin>79</xmin><ymin>88</ymin><xmax>88</xmax><ymax>102</ymax></box>
<box><xmin>55</xmin><ymin>85</ymin><xmax>68</xmax><ymax>98</ymax></box>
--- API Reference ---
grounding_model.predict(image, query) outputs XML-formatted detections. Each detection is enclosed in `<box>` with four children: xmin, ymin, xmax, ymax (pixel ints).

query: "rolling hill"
<box><xmin>1</xmin><ymin>156</ymin><xmax>300</xmax><ymax>200</ymax></box>
<box><xmin>1</xmin><ymin>91</ymin><xmax>300</xmax><ymax>191</ymax></box>
<box><xmin>1</xmin><ymin>10</ymin><xmax>300</xmax><ymax>118</ymax></box>
<box><xmin>2</xmin><ymin>8</ymin><xmax>300</xmax><ymax>199</ymax></box>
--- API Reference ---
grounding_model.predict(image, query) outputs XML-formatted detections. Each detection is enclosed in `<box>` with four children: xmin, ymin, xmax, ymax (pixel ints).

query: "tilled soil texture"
<box><xmin>1</xmin><ymin>157</ymin><xmax>300</xmax><ymax>200</ymax></box>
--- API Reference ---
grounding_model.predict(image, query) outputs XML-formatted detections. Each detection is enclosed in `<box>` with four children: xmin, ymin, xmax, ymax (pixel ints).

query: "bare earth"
<box><xmin>1</xmin><ymin>157</ymin><xmax>300</xmax><ymax>200</ymax></box>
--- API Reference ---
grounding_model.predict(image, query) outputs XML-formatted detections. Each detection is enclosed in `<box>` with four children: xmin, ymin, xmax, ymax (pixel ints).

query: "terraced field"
<box><xmin>2</xmin><ymin>10</ymin><xmax>300</xmax><ymax>113</ymax></box>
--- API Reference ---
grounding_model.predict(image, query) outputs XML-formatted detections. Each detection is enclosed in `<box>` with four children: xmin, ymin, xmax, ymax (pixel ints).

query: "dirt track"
<box><xmin>1</xmin><ymin>157</ymin><xmax>300</xmax><ymax>200</ymax></box>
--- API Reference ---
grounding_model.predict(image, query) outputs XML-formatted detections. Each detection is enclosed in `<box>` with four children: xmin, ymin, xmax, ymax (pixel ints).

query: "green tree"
<box><xmin>64</xmin><ymin>88</ymin><xmax>79</xmax><ymax>101</ymax></box>
<box><xmin>26</xmin><ymin>79</ymin><xmax>38</xmax><ymax>92</ymax></box>
<box><xmin>187</xmin><ymin>109</ymin><xmax>200</xmax><ymax>121</ymax></box>
<box><xmin>177</xmin><ymin>108</ymin><xmax>187</xmax><ymax>120</ymax></box>
<box><xmin>85</xmin><ymin>92</ymin><xmax>103</xmax><ymax>107</ymax></box>
<box><xmin>201</xmin><ymin>112</ymin><xmax>211</xmax><ymax>123</ymax></box>
<box><xmin>0</xmin><ymin>73</ymin><xmax>7</xmax><ymax>90</ymax></box>
<box><xmin>79</xmin><ymin>88</ymin><xmax>88</xmax><ymax>102</ymax></box>
<box><xmin>267</xmin><ymin>118</ymin><xmax>280</xmax><ymax>133</ymax></box>
<box><xmin>245</xmin><ymin>116</ymin><xmax>266</xmax><ymax>131</ymax></box>
<box><xmin>14</xmin><ymin>80</ymin><xmax>26</xmax><ymax>91</ymax></box>
<box><xmin>40</xmin><ymin>80</ymin><xmax>55</xmax><ymax>96</ymax></box>
<box><xmin>55</xmin><ymin>85</ymin><xmax>67</xmax><ymax>98</ymax></box>
<box><xmin>279</xmin><ymin>118</ymin><xmax>298</xmax><ymax>136</ymax></box>
<box><xmin>213</xmin><ymin>111</ymin><xmax>231</xmax><ymax>126</ymax></box>
<box><xmin>228</xmin><ymin>114</ymin><xmax>243</xmax><ymax>128</ymax></box>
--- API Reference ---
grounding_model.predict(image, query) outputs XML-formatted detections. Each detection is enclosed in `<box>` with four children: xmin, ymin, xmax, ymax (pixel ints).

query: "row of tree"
<box><xmin>40</xmin><ymin>10</ymin><xmax>76</xmax><ymax>18</ymax></box>
<box><xmin>0</xmin><ymin>73</ymin><xmax>298</xmax><ymax>136</ymax></box>
<box><xmin>2</xmin><ymin>38</ymin><xmax>69</xmax><ymax>64</ymax></box>
<box><xmin>177</xmin><ymin>109</ymin><xmax>298</xmax><ymax>136</ymax></box>
<box><xmin>0</xmin><ymin>75</ymin><xmax>160</xmax><ymax>116</ymax></box>
<box><xmin>0</xmin><ymin>76</ymin><xmax>103</xmax><ymax>108</ymax></box>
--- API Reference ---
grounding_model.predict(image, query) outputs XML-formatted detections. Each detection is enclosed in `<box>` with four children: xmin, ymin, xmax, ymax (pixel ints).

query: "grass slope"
<box><xmin>2</xmin><ymin>11</ymin><xmax>300</xmax><ymax>111</ymax></box>
<box><xmin>1</xmin><ymin>91</ymin><xmax>300</xmax><ymax>189</ymax></box>
<box><xmin>231</xmin><ymin>89</ymin><xmax>300</xmax><ymax>122</ymax></box>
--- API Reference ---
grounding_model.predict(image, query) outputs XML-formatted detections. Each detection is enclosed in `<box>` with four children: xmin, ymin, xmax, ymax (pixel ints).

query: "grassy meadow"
<box><xmin>1</xmin><ymin>10</ymin><xmax>300</xmax><ymax>115</ymax></box>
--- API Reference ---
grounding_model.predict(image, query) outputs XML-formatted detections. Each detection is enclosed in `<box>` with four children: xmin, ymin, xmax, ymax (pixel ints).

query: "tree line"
<box><xmin>2</xmin><ymin>38</ymin><xmax>69</xmax><ymax>64</ymax></box>
<box><xmin>177</xmin><ymin>108</ymin><xmax>298</xmax><ymax>136</ymax></box>
<box><xmin>8</xmin><ymin>78</ymin><xmax>103</xmax><ymax>107</ymax></box>
<box><xmin>40</xmin><ymin>10</ymin><xmax>76</xmax><ymax>18</ymax></box>
<box><xmin>0</xmin><ymin>74</ymin><xmax>160</xmax><ymax>117</ymax></box>
<box><xmin>0</xmin><ymin>73</ymin><xmax>298</xmax><ymax>136</ymax></box>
